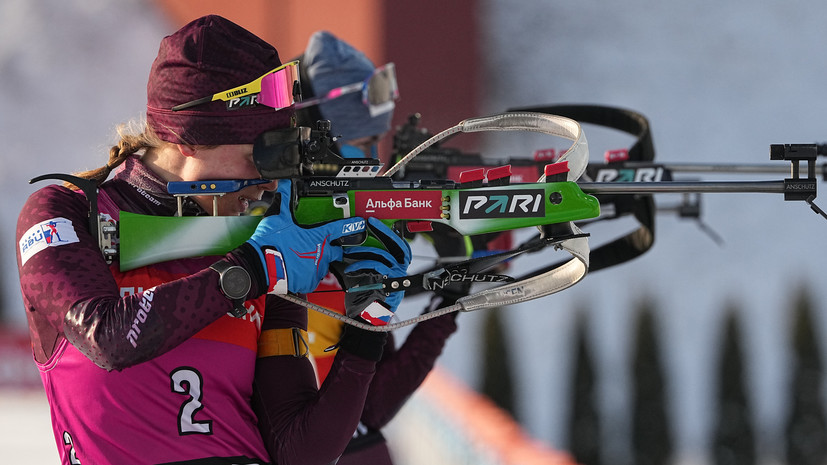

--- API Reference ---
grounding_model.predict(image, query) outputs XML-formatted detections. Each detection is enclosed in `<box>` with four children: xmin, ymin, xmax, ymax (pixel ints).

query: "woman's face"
<box><xmin>188</xmin><ymin>144</ymin><xmax>277</xmax><ymax>216</ymax></box>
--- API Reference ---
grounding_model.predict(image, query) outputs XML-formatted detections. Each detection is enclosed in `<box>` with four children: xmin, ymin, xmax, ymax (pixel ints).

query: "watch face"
<box><xmin>223</xmin><ymin>266</ymin><xmax>251</xmax><ymax>300</ymax></box>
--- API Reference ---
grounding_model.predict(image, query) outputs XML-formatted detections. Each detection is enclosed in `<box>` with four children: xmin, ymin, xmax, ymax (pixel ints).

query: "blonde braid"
<box><xmin>63</xmin><ymin>120</ymin><xmax>162</xmax><ymax>190</ymax></box>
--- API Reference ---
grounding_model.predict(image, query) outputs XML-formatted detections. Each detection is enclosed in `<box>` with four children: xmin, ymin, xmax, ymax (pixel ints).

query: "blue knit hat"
<box><xmin>301</xmin><ymin>31</ymin><xmax>393</xmax><ymax>142</ymax></box>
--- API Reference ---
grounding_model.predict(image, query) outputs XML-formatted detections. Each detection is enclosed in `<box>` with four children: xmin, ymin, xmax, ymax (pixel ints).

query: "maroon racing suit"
<box><xmin>341</xmin><ymin>312</ymin><xmax>458</xmax><ymax>464</ymax></box>
<box><xmin>307</xmin><ymin>279</ymin><xmax>459</xmax><ymax>464</ymax></box>
<box><xmin>16</xmin><ymin>155</ymin><xmax>379</xmax><ymax>465</ymax></box>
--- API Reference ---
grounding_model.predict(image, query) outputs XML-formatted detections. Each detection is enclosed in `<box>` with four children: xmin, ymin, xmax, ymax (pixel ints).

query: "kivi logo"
<box><xmin>342</xmin><ymin>220</ymin><xmax>366</xmax><ymax>234</ymax></box>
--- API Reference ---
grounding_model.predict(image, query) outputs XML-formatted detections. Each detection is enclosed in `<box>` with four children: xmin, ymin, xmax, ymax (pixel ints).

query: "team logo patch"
<box><xmin>19</xmin><ymin>217</ymin><xmax>79</xmax><ymax>265</ymax></box>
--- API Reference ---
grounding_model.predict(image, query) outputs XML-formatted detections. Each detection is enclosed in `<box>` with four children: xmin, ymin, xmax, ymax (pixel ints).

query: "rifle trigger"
<box><xmin>332</xmin><ymin>230</ymin><xmax>367</xmax><ymax>246</ymax></box>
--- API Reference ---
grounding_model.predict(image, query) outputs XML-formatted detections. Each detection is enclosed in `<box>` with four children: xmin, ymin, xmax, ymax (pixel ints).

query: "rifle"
<box><xmin>391</xmin><ymin>105</ymin><xmax>660</xmax><ymax>276</ymax></box>
<box><xmin>29</xmin><ymin>109</ymin><xmax>823</xmax><ymax>331</ymax></box>
<box><xmin>391</xmin><ymin>105</ymin><xmax>827</xmax><ymax>276</ymax></box>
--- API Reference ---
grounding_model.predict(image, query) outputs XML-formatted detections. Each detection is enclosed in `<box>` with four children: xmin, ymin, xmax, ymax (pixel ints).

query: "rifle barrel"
<box><xmin>624</xmin><ymin>161</ymin><xmax>824</xmax><ymax>176</ymax></box>
<box><xmin>578</xmin><ymin>180</ymin><xmax>786</xmax><ymax>195</ymax></box>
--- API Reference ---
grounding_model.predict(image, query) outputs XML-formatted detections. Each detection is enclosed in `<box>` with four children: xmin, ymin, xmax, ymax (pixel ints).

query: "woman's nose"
<box><xmin>259</xmin><ymin>179</ymin><xmax>278</xmax><ymax>191</ymax></box>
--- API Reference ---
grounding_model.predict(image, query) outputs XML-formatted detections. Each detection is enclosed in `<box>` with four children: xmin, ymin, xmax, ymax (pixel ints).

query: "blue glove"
<box><xmin>341</xmin><ymin>217</ymin><xmax>412</xmax><ymax>325</ymax></box>
<box><xmin>245</xmin><ymin>179</ymin><xmax>367</xmax><ymax>294</ymax></box>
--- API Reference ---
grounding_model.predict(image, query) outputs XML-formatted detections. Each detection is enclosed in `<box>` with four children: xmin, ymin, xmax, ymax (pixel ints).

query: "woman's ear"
<box><xmin>177</xmin><ymin>144</ymin><xmax>197</xmax><ymax>157</ymax></box>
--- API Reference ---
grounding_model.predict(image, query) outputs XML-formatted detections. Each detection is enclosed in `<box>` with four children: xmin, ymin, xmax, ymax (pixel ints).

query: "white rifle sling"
<box><xmin>277</xmin><ymin>228</ymin><xmax>589</xmax><ymax>332</ymax></box>
<box><xmin>384</xmin><ymin>111</ymin><xmax>589</xmax><ymax>181</ymax></box>
<box><xmin>279</xmin><ymin>112</ymin><xmax>593</xmax><ymax>331</ymax></box>
<box><xmin>454</xmin><ymin>225</ymin><xmax>589</xmax><ymax>311</ymax></box>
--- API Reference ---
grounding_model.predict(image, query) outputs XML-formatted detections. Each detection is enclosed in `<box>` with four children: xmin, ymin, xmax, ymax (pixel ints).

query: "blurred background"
<box><xmin>2</xmin><ymin>1</ymin><xmax>827</xmax><ymax>464</ymax></box>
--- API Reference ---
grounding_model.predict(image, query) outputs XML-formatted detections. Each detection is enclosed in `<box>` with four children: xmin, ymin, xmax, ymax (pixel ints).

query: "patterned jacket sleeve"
<box><xmin>252</xmin><ymin>294</ymin><xmax>380</xmax><ymax>464</ymax></box>
<box><xmin>17</xmin><ymin>185</ymin><xmax>233</xmax><ymax>370</ymax></box>
<box><xmin>359</xmin><ymin>305</ymin><xmax>459</xmax><ymax>429</ymax></box>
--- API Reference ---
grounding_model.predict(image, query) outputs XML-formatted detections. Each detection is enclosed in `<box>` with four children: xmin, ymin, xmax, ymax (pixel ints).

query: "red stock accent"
<box><xmin>486</xmin><ymin>165</ymin><xmax>512</xmax><ymax>181</ymax></box>
<box><xmin>544</xmin><ymin>161</ymin><xmax>569</xmax><ymax>177</ymax></box>
<box><xmin>459</xmin><ymin>168</ymin><xmax>486</xmax><ymax>184</ymax></box>
<box><xmin>533</xmin><ymin>148</ymin><xmax>558</xmax><ymax>161</ymax></box>
<box><xmin>605</xmin><ymin>148</ymin><xmax>630</xmax><ymax>162</ymax></box>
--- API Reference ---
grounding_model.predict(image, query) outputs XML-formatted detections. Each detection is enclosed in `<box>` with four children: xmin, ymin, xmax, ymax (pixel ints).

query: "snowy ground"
<box><xmin>0</xmin><ymin>389</ymin><xmax>56</xmax><ymax>463</ymax></box>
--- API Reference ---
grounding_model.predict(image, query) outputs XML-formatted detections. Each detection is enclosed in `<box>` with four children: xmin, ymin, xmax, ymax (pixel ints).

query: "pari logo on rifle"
<box><xmin>591</xmin><ymin>165</ymin><xmax>669</xmax><ymax>183</ymax></box>
<box><xmin>459</xmin><ymin>189</ymin><xmax>546</xmax><ymax>219</ymax></box>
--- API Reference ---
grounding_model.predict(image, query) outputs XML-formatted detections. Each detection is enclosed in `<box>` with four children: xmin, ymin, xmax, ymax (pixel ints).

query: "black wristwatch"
<box><xmin>210</xmin><ymin>260</ymin><xmax>251</xmax><ymax>318</ymax></box>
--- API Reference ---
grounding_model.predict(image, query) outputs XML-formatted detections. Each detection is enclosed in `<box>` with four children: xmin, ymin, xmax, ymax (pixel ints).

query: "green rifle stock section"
<box><xmin>119</xmin><ymin>212</ymin><xmax>261</xmax><ymax>271</ymax></box>
<box><xmin>293</xmin><ymin>181</ymin><xmax>600</xmax><ymax>234</ymax></box>
<box><xmin>118</xmin><ymin>181</ymin><xmax>599</xmax><ymax>271</ymax></box>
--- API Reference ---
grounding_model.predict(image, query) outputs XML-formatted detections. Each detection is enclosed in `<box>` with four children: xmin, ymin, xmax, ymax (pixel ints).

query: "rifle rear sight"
<box><xmin>770</xmin><ymin>144</ymin><xmax>818</xmax><ymax>201</ymax></box>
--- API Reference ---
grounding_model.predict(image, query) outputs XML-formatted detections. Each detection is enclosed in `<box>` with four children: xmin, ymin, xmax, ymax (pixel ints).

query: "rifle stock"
<box><xmin>118</xmin><ymin>111</ymin><xmax>599</xmax><ymax>270</ymax></box>
<box><xmin>119</xmin><ymin>177</ymin><xmax>600</xmax><ymax>270</ymax></box>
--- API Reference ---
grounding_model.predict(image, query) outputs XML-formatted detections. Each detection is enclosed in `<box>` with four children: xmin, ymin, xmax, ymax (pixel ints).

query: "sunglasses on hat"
<box><xmin>172</xmin><ymin>61</ymin><xmax>301</xmax><ymax>112</ymax></box>
<box><xmin>295</xmin><ymin>62</ymin><xmax>399</xmax><ymax>117</ymax></box>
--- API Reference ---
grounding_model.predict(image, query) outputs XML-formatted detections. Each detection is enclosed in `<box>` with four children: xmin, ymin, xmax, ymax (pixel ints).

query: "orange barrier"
<box><xmin>386</xmin><ymin>367</ymin><xmax>580</xmax><ymax>465</ymax></box>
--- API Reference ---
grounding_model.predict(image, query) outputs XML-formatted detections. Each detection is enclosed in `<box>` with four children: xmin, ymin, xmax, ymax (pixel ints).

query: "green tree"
<box><xmin>480</xmin><ymin>307</ymin><xmax>516</xmax><ymax>418</ymax></box>
<box><xmin>567</xmin><ymin>310</ymin><xmax>602</xmax><ymax>465</ymax></box>
<box><xmin>784</xmin><ymin>285</ymin><xmax>827</xmax><ymax>465</ymax></box>
<box><xmin>631</xmin><ymin>298</ymin><xmax>673</xmax><ymax>465</ymax></box>
<box><xmin>711</xmin><ymin>308</ymin><xmax>755</xmax><ymax>465</ymax></box>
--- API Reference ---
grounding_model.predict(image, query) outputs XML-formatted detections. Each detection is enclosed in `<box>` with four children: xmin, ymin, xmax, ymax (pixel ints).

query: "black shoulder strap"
<box><xmin>507</xmin><ymin>104</ymin><xmax>657</xmax><ymax>274</ymax></box>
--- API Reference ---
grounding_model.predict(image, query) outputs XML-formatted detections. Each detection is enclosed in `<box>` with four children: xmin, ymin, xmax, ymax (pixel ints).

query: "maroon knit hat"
<box><xmin>146</xmin><ymin>15</ymin><xmax>294</xmax><ymax>145</ymax></box>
